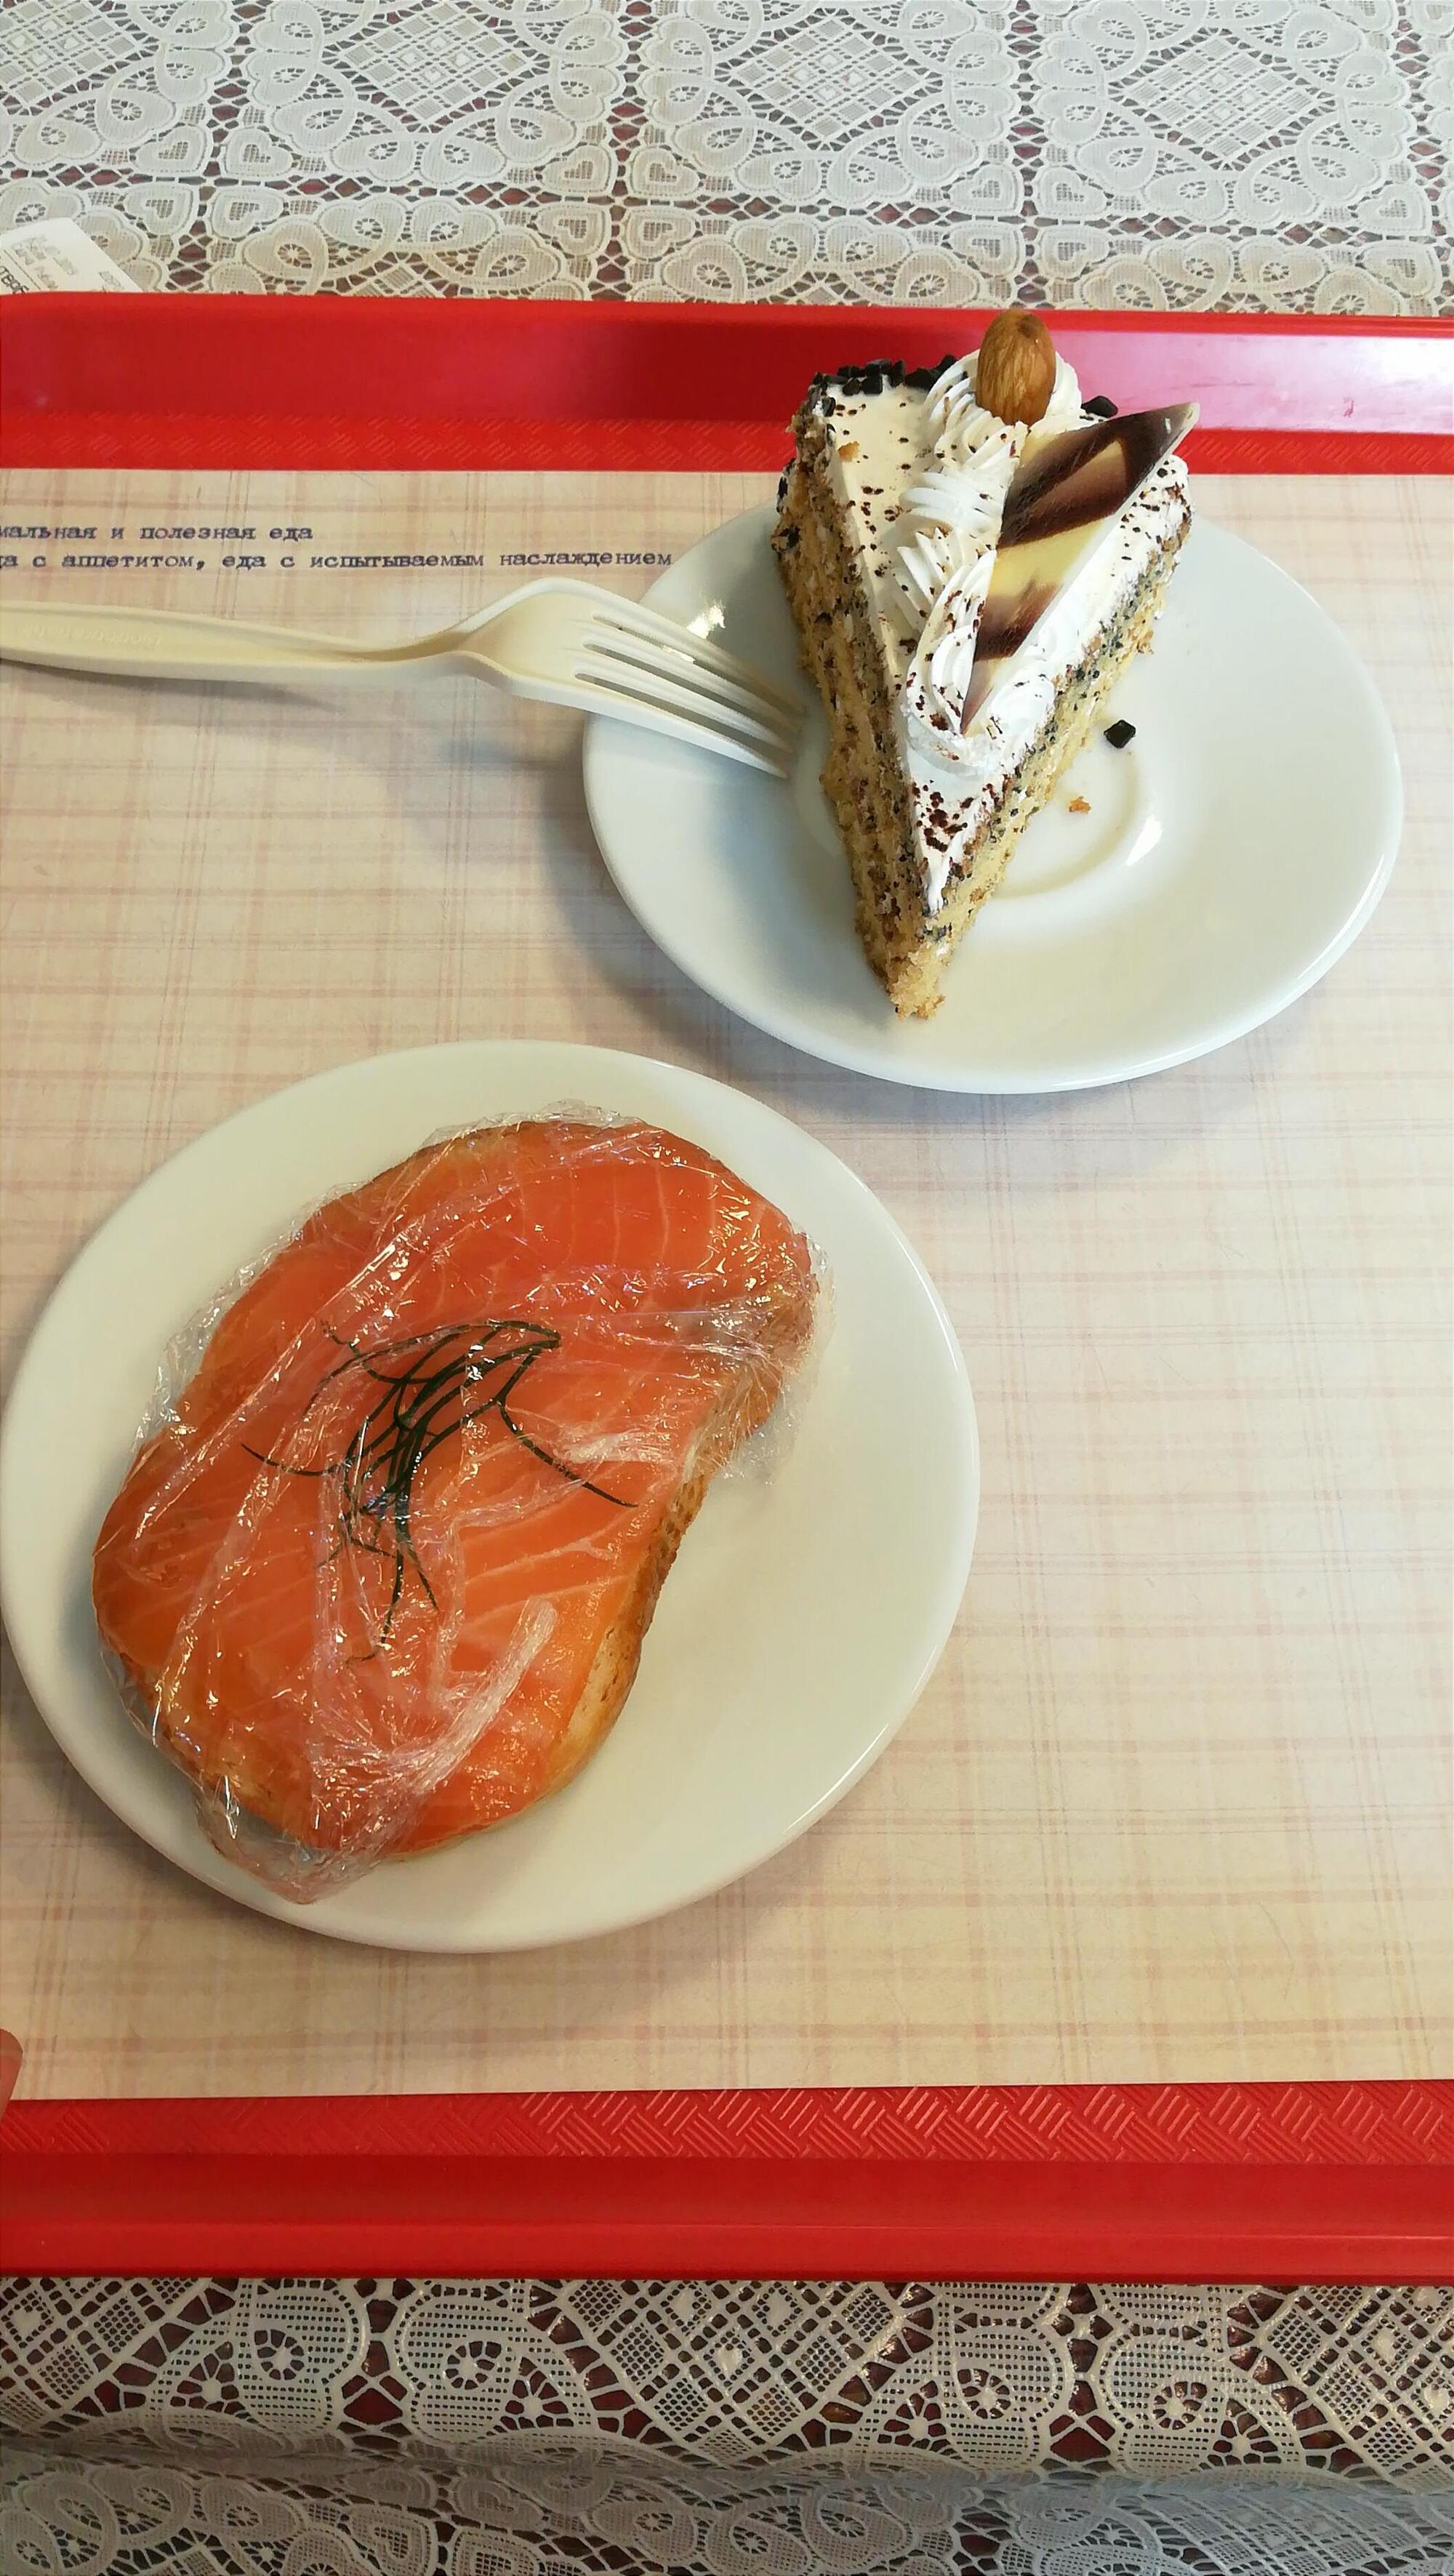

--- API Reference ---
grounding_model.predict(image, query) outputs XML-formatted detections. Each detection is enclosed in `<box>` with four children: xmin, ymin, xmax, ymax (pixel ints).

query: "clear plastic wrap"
<box><xmin>92</xmin><ymin>1116</ymin><xmax>822</xmax><ymax>1901</ymax></box>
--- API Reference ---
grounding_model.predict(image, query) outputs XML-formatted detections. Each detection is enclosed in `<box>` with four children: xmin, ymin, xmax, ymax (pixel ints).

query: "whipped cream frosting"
<box><xmin>891</xmin><ymin>350</ymin><xmax>1083</xmax><ymax>739</ymax></box>
<box><xmin>816</xmin><ymin>356</ymin><xmax>1189</xmax><ymax>913</ymax></box>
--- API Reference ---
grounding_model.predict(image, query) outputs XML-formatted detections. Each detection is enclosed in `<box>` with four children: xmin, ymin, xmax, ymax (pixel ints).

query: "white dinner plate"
<box><xmin>584</xmin><ymin>507</ymin><xmax>1400</xmax><ymax>1091</ymax></box>
<box><xmin>0</xmin><ymin>1043</ymin><xmax>978</xmax><ymax>1951</ymax></box>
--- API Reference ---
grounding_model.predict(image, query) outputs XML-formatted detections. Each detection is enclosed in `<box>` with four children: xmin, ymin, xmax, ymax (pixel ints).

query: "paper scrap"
<box><xmin>0</xmin><ymin>217</ymin><xmax>140</xmax><ymax>294</ymax></box>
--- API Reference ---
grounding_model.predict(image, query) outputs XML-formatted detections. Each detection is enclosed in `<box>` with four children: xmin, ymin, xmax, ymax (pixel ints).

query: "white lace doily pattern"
<box><xmin>0</xmin><ymin>0</ymin><xmax>1447</xmax><ymax>308</ymax></box>
<box><xmin>3</xmin><ymin>2279</ymin><xmax>1453</xmax><ymax>2574</ymax></box>
<box><xmin>4</xmin><ymin>2447</ymin><xmax>1454</xmax><ymax>2576</ymax></box>
<box><xmin>3</xmin><ymin>2276</ymin><xmax>1452</xmax><ymax>2472</ymax></box>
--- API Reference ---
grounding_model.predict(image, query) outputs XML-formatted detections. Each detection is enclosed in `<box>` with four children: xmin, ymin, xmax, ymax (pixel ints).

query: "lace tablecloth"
<box><xmin>0</xmin><ymin>0</ymin><xmax>1449</xmax><ymax>310</ymax></box>
<box><xmin>4</xmin><ymin>2276</ymin><xmax>1454</xmax><ymax>2572</ymax></box>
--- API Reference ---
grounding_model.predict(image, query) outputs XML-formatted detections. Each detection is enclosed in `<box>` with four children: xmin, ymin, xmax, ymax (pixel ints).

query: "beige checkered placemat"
<box><xmin>0</xmin><ymin>469</ymin><xmax>1448</xmax><ymax>2100</ymax></box>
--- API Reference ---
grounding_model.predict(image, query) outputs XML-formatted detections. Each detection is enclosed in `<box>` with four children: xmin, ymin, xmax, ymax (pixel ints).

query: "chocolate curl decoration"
<box><xmin>963</xmin><ymin>404</ymin><xmax>1198</xmax><ymax>726</ymax></box>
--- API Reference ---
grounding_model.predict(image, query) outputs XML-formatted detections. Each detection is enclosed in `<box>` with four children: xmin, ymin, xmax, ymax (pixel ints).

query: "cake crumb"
<box><xmin>1068</xmin><ymin>795</ymin><xmax>1091</xmax><ymax>814</ymax></box>
<box><xmin>838</xmin><ymin>438</ymin><xmax>860</xmax><ymax>460</ymax></box>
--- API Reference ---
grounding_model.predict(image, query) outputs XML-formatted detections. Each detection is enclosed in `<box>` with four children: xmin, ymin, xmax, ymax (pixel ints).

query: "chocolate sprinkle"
<box><xmin>1104</xmin><ymin>718</ymin><xmax>1137</xmax><ymax>749</ymax></box>
<box><xmin>825</xmin><ymin>358</ymin><xmax>906</xmax><ymax>398</ymax></box>
<box><xmin>1083</xmin><ymin>394</ymin><xmax>1120</xmax><ymax>419</ymax></box>
<box><xmin>904</xmin><ymin>352</ymin><xmax>960</xmax><ymax>391</ymax></box>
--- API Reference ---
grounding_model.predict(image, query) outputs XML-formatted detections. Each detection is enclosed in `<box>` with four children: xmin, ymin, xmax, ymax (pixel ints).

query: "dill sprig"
<box><xmin>244</xmin><ymin>1320</ymin><xmax>628</xmax><ymax>1649</ymax></box>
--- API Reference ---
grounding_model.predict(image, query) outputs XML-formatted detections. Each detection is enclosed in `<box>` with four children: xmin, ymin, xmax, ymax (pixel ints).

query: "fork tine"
<box><xmin>582</xmin><ymin>667</ymin><xmax>790</xmax><ymax>774</ymax></box>
<box><xmin>589</xmin><ymin>595</ymin><xmax>803</xmax><ymax>717</ymax></box>
<box><xmin>579</xmin><ymin>675</ymin><xmax>793</xmax><ymax>769</ymax></box>
<box><xmin>584</xmin><ymin>622</ymin><xmax>800</xmax><ymax>735</ymax></box>
<box><xmin>578</xmin><ymin>632</ymin><xmax>800</xmax><ymax>752</ymax></box>
<box><xmin>577</xmin><ymin>644</ymin><xmax>798</xmax><ymax>758</ymax></box>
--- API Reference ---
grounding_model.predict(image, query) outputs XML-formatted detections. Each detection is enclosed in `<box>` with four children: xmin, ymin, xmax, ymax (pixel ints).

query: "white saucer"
<box><xmin>0</xmin><ymin>1043</ymin><xmax>978</xmax><ymax>1952</ymax></box>
<box><xmin>584</xmin><ymin>507</ymin><xmax>1401</xmax><ymax>1091</ymax></box>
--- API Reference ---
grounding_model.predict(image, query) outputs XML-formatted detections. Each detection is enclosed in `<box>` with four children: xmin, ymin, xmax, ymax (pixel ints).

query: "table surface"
<box><xmin>1</xmin><ymin>0</ymin><xmax>1448</xmax><ymax>313</ymax></box>
<box><xmin>0</xmin><ymin>460</ymin><xmax>1449</xmax><ymax>2104</ymax></box>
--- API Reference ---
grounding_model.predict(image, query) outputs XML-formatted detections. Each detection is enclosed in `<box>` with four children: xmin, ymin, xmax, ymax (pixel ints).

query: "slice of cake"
<box><xmin>772</xmin><ymin>310</ymin><xmax>1195</xmax><ymax>1018</ymax></box>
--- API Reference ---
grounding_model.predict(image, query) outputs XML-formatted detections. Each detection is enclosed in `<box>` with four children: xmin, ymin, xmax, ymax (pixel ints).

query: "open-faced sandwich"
<box><xmin>93</xmin><ymin>1118</ymin><xmax>817</xmax><ymax>1895</ymax></box>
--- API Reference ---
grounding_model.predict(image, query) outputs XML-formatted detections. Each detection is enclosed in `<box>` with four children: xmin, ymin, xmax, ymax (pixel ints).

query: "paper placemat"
<box><xmin>1</xmin><ymin>468</ymin><xmax>1448</xmax><ymax>2100</ymax></box>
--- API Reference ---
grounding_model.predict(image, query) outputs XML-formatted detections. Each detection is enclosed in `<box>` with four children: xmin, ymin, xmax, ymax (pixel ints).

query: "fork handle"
<box><xmin>0</xmin><ymin>599</ymin><xmax>454</xmax><ymax>685</ymax></box>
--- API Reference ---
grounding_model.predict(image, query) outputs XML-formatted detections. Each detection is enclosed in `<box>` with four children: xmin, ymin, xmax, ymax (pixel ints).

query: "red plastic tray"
<box><xmin>3</xmin><ymin>296</ymin><xmax>1450</xmax><ymax>475</ymax></box>
<box><xmin>4</xmin><ymin>2083</ymin><xmax>1452</xmax><ymax>2280</ymax></box>
<box><xmin>1</xmin><ymin>297</ymin><xmax>1450</xmax><ymax>2281</ymax></box>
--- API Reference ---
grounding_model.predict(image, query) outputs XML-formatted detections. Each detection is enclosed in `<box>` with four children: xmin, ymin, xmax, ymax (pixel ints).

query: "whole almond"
<box><xmin>975</xmin><ymin>309</ymin><xmax>1057</xmax><ymax>426</ymax></box>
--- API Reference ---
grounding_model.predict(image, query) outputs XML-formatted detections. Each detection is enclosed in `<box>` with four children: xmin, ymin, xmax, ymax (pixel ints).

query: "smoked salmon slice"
<box><xmin>92</xmin><ymin>1120</ymin><xmax>817</xmax><ymax>1892</ymax></box>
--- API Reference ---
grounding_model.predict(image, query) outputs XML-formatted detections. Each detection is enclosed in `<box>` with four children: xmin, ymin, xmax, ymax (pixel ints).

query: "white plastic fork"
<box><xmin>0</xmin><ymin>577</ymin><xmax>801</xmax><ymax>775</ymax></box>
